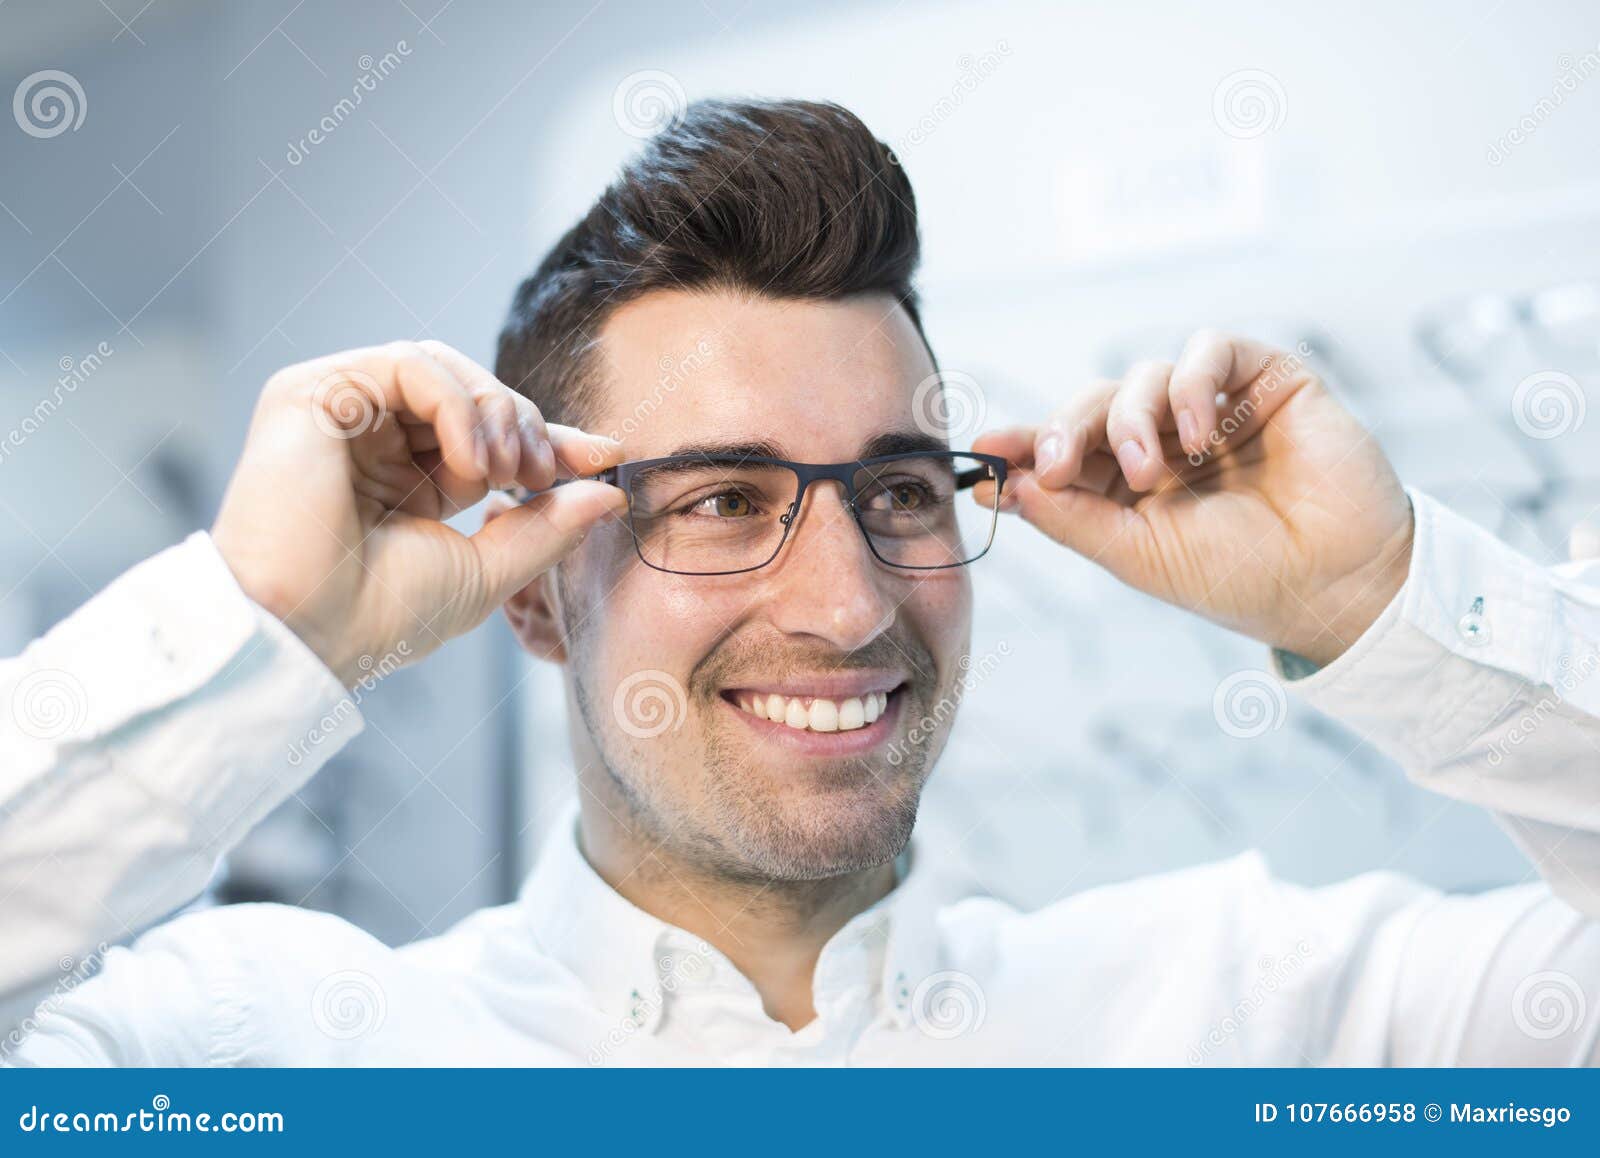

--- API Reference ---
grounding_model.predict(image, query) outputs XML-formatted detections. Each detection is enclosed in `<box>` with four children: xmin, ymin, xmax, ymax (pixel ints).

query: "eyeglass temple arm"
<box><xmin>502</xmin><ymin>468</ymin><xmax>619</xmax><ymax>504</ymax></box>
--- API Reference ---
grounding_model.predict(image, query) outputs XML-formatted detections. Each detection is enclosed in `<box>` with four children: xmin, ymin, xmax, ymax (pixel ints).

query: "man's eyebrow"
<box><xmin>658</xmin><ymin>439</ymin><xmax>786</xmax><ymax>462</ymax></box>
<box><xmin>651</xmin><ymin>430</ymin><xmax>949</xmax><ymax>465</ymax></box>
<box><xmin>858</xmin><ymin>430</ymin><xmax>950</xmax><ymax>459</ymax></box>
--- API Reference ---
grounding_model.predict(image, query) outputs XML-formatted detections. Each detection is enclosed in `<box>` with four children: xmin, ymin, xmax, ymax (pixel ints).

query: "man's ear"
<box><xmin>485</xmin><ymin>494</ymin><xmax>569</xmax><ymax>663</ymax></box>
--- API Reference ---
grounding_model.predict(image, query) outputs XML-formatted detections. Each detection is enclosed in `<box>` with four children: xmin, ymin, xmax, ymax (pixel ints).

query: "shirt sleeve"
<box><xmin>1275</xmin><ymin>489</ymin><xmax>1600</xmax><ymax>1064</ymax></box>
<box><xmin>0</xmin><ymin>532</ymin><xmax>363</xmax><ymax>1061</ymax></box>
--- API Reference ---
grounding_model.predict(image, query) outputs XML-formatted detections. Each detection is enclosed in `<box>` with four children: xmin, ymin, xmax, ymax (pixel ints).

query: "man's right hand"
<box><xmin>212</xmin><ymin>341</ymin><xmax>624</xmax><ymax>686</ymax></box>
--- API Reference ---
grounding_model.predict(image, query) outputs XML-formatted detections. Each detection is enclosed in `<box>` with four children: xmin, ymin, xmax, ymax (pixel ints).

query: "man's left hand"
<box><xmin>972</xmin><ymin>331</ymin><xmax>1414</xmax><ymax>667</ymax></box>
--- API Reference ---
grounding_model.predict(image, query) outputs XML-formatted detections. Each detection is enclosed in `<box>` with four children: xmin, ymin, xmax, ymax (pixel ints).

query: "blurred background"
<box><xmin>1</xmin><ymin>0</ymin><xmax>1597</xmax><ymax>944</ymax></box>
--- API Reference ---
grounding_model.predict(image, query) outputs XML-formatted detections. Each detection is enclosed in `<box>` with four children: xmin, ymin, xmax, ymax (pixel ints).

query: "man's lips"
<box><xmin>718</xmin><ymin>685</ymin><xmax>905</xmax><ymax>754</ymax></box>
<box><xmin>718</xmin><ymin>673</ymin><xmax>907</xmax><ymax>741</ymax></box>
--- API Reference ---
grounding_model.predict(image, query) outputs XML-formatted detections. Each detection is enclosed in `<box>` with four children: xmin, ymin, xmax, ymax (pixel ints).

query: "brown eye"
<box><xmin>890</xmin><ymin>484</ymin><xmax>924</xmax><ymax>510</ymax></box>
<box><xmin>708</xmin><ymin>492</ymin><xmax>753</xmax><ymax>517</ymax></box>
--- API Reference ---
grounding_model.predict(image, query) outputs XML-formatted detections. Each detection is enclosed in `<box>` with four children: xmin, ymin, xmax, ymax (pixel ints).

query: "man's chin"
<box><xmin>709</xmin><ymin>782</ymin><xmax>922</xmax><ymax>882</ymax></box>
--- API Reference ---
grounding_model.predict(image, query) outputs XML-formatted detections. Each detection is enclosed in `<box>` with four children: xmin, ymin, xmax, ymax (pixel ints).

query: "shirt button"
<box><xmin>1457</xmin><ymin>596</ymin><xmax>1491</xmax><ymax>646</ymax></box>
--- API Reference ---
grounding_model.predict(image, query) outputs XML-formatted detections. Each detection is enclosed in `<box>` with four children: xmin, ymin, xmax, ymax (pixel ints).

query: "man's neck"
<box><xmin>576</xmin><ymin>804</ymin><xmax>896</xmax><ymax>1031</ymax></box>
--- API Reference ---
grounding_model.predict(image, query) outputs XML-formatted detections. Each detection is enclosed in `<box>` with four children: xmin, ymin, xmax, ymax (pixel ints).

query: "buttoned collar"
<box><xmin>518</xmin><ymin>804</ymin><xmax>950</xmax><ymax>1035</ymax></box>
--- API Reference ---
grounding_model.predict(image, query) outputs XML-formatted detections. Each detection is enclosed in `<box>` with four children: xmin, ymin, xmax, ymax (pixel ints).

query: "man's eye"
<box><xmin>689</xmin><ymin>491</ymin><xmax>757</xmax><ymax>518</ymax></box>
<box><xmin>866</xmin><ymin>482</ymin><xmax>931</xmax><ymax>512</ymax></box>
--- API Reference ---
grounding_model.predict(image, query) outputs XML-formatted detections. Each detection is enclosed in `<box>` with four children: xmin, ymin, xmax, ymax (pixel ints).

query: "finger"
<box><xmin>1009</xmin><ymin>472</ymin><xmax>1138</xmax><ymax>563</ymax></box>
<box><xmin>469</xmin><ymin>480</ymin><xmax>628</xmax><ymax>610</ymax></box>
<box><xmin>330</xmin><ymin>342</ymin><xmax>487</xmax><ymax>482</ymax></box>
<box><xmin>419</xmin><ymin>340</ymin><xmax>556</xmax><ymax>491</ymax></box>
<box><xmin>549</xmin><ymin>423</ymin><xmax>626</xmax><ymax>478</ymax></box>
<box><xmin>1106</xmin><ymin>361</ymin><xmax>1173</xmax><ymax>492</ymax></box>
<box><xmin>1032</xmin><ymin>379</ymin><xmax>1120</xmax><ymax>490</ymax></box>
<box><xmin>1170</xmin><ymin>332</ymin><xmax>1311</xmax><ymax>456</ymax></box>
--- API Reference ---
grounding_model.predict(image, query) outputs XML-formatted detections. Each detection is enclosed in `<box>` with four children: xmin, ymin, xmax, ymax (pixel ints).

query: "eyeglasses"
<box><xmin>512</xmin><ymin>451</ymin><xmax>1007</xmax><ymax>576</ymax></box>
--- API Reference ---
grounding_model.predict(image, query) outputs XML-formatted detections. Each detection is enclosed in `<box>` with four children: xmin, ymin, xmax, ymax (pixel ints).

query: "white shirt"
<box><xmin>2</xmin><ymin>491</ymin><xmax>1599</xmax><ymax>1066</ymax></box>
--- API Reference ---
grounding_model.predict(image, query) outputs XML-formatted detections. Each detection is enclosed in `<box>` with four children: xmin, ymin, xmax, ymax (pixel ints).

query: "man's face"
<box><xmin>552</xmin><ymin>290</ymin><xmax>973</xmax><ymax>881</ymax></box>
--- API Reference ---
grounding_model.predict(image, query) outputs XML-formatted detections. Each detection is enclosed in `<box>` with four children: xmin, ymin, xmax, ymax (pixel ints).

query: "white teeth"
<box><xmin>732</xmin><ymin>688</ymin><xmax>895</xmax><ymax>733</ymax></box>
<box><xmin>838</xmin><ymin>696</ymin><xmax>865</xmax><ymax>730</ymax></box>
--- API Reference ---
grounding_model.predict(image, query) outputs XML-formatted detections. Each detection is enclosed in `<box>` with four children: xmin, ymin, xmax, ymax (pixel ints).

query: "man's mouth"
<box><xmin>719</xmin><ymin>676</ymin><xmax>906</xmax><ymax>736</ymax></box>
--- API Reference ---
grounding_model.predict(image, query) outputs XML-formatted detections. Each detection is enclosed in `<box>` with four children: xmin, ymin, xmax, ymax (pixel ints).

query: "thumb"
<box><xmin>469</xmin><ymin>481</ymin><xmax>627</xmax><ymax>609</ymax></box>
<box><xmin>1010</xmin><ymin>473</ymin><xmax>1138</xmax><ymax>571</ymax></box>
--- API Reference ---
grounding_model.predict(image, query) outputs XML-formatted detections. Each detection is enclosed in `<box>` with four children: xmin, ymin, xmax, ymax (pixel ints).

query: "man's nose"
<box><xmin>762</xmin><ymin>482</ymin><xmax>897</xmax><ymax>651</ymax></box>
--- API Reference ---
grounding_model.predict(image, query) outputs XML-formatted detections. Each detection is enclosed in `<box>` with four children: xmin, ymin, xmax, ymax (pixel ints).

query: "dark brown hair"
<box><xmin>495</xmin><ymin>99</ymin><xmax>926</xmax><ymax>426</ymax></box>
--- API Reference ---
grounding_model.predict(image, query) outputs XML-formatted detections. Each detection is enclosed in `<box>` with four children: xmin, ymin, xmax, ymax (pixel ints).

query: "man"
<box><xmin>2</xmin><ymin>99</ymin><xmax>1597</xmax><ymax>1065</ymax></box>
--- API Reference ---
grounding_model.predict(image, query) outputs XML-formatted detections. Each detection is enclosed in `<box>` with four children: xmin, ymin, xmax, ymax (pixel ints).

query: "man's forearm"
<box><xmin>0</xmin><ymin>533</ymin><xmax>362</xmax><ymax>1005</ymax></box>
<box><xmin>1284</xmin><ymin>490</ymin><xmax>1600</xmax><ymax>916</ymax></box>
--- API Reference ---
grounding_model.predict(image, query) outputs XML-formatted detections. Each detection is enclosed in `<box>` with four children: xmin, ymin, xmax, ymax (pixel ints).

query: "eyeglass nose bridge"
<box><xmin>776</xmin><ymin>461</ymin><xmax>867</xmax><ymax>531</ymax></box>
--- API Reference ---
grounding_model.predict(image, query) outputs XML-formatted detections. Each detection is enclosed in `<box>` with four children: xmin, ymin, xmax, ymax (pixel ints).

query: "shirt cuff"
<box><xmin>1270</xmin><ymin>489</ymin><xmax>1558</xmax><ymax>767</ymax></box>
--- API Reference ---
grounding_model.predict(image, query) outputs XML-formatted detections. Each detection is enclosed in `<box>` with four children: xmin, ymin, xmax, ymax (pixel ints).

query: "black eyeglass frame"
<box><xmin>510</xmin><ymin>450</ymin><xmax>1008</xmax><ymax>577</ymax></box>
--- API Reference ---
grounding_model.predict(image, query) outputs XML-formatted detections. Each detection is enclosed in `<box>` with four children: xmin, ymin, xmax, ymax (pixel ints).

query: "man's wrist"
<box><xmin>1281</xmin><ymin>509</ymin><xmax>1416</xmax><ymax>669</ymax></box>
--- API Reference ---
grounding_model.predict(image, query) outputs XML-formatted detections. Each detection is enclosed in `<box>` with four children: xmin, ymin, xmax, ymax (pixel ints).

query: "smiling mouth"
<box><xmin>722</xmin><ymin>686</ymin><xmax>902</xmax><ymax>734</ymax></box>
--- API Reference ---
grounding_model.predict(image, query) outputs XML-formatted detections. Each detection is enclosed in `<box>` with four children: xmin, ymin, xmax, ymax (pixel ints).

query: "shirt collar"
<box><xmin>518</xmin><ymin>802</ymin><xmax>949</xmax><ymax>1034</ymax></box>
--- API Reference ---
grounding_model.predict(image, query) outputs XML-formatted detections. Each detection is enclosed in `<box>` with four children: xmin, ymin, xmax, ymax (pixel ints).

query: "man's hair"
<box><xmin>495</xmin><ymin>98</ymin><xmax>925</xmax><ymax>427</ymax></box>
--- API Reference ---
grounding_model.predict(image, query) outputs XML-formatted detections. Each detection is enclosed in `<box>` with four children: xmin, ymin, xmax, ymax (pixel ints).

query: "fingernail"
<box><xmin>473</xmin><ymin>428</ymin><xmax>489</xmax><ymax>475</ymax></box>
<box><xmin>1036</xmin><ymin>434</ymin><xmax>1063</xmax><ymax>477</ymax></box>
<box><xmin>1115</xmin><ymin>439</ymin><xmax>1146</xmax><ymax>481</ymax></box>
<box><xmin>1176</xmin><ymin>409</ymin><xmax>1199</xmax><ymax>453</ymax></box>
